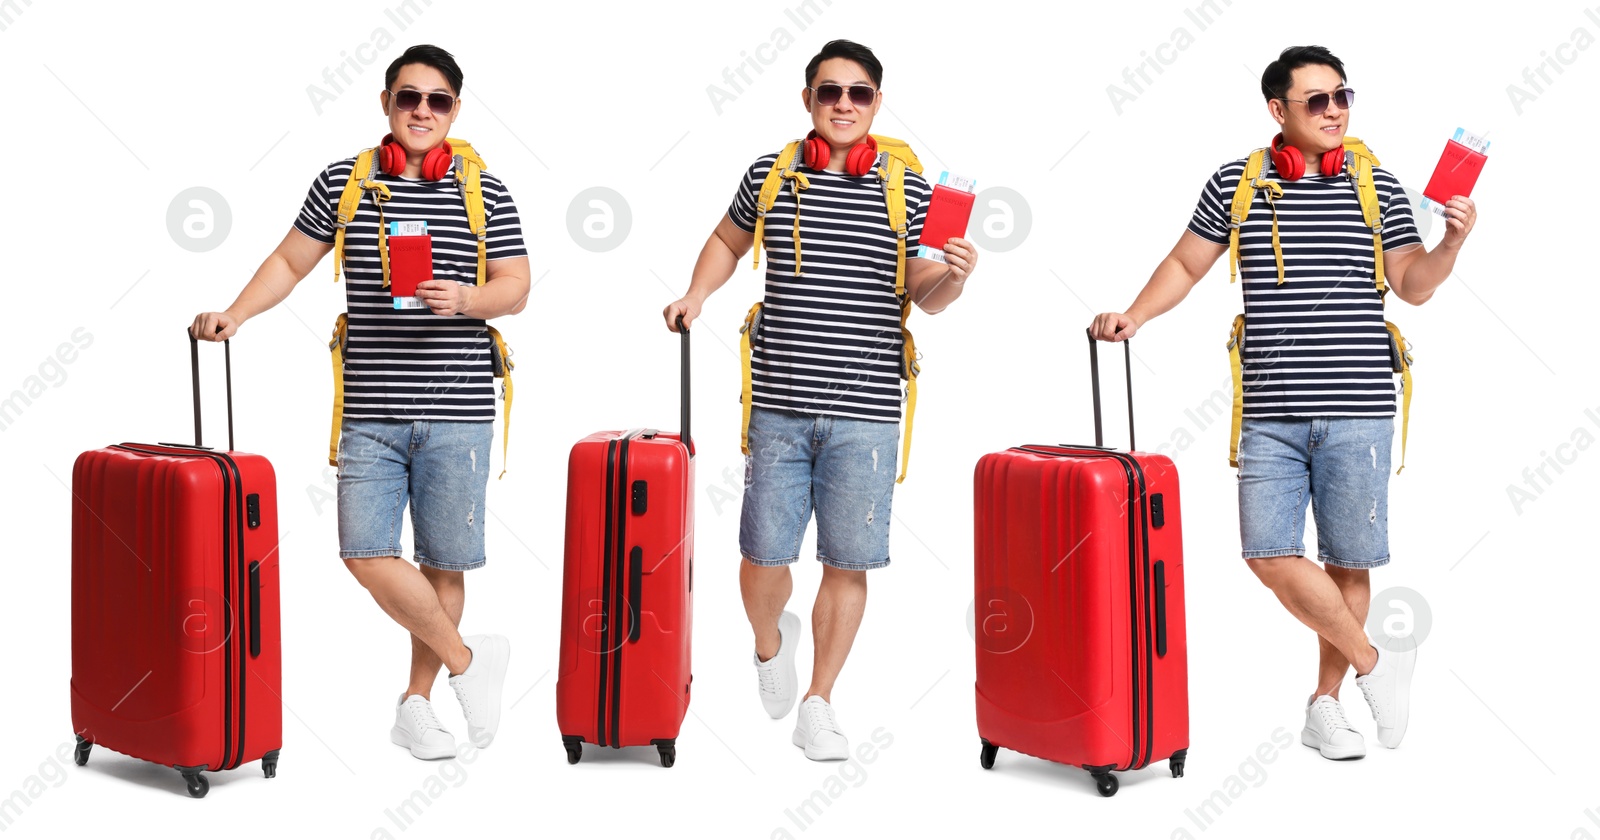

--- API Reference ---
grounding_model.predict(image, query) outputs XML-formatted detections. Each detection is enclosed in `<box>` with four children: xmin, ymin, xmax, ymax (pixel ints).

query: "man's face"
<box><xmin>380</xmin><ymin>63</ymin><xmax>460</xmax><ymax>155</ymax></box>
<box><xmin>802</xmin><ymin>58</ymin><xmax>880</xmax><ymax>152</ymax></box>
<box><xmin>1271</xmin><ymin>63</ymin><xmax>1348</xmax><ymax>156</ymax></box>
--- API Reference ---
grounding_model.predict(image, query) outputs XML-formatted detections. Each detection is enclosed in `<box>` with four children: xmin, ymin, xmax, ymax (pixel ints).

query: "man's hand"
<box><xmin>416</xmin><ymin>279</ymin><xmax>473</xmax><ymax>317</ymax></box>
<box><xmin>942</xmin><ymin>237</ymin><xmax>978</xmax><ymax>284</ymax></box>
<box><xmin>1439</xmin><ymin>195</ymin><xmax>1477</xmax><ymax>249</ymax></box>
<box><xmin>1089</xmin><ymin>312</ymin><xmax>1139</xmax><ymax>342</ymax></box>
<box><xmin>189</xmin><ymin>310</ymin><xmax>241</xmax><ymax>341</ymax></box>
<box><xmin>662</xmin><ymin>295</ymin><xmax>703</xmax><ymax>332</ymax></box>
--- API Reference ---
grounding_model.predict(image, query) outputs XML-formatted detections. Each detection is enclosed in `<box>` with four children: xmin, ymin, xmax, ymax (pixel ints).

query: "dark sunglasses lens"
<box><xmin>1305</xmin><ymin>93</ymin><xmax>1330</xmax><ymax>115</ymax></box>
<box><xmin>1334</xmin><ymin>88</ymin><xmax>1354</xmax><ymax>109</ymax></box>
<box><xmin>814</xmin><ymin>84</ymin><xmax>843</xmax><ymax>106</ymax></box>
<box><xmin>393</xmin><ymin>89</ymin><xmax>423</xmax><ymax>111</ymax></box>
<box><xmin>427</xmin><ymin>93</ymin><xmax>454</xmax><ymax>112</ymax></box>
<box><xmin>848</xmin><ymin>85</ymin><xmax>875</xmax><ymax>107</ymax></box>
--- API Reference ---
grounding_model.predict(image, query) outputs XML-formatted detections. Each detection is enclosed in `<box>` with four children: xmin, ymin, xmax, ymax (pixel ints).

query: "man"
<box><xmin>189</xmin><ymin>44</ymin><xmax>525</xmax><ymax>760</ymax></box>
<box><xmin>1091</xmin><ymin>46</ymin><xmax>1477</xmax><ymax>760</ymax></box>
<box><xmin>662</xmin><ymin>39</ymin><xmax>979</xmax><ymax>761</ymax></box>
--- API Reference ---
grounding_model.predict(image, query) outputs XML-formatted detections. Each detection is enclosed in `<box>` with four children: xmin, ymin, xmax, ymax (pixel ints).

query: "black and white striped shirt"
<box><xmin>295</xmin><ymin>154</ymin><xmax>525</xmax><ymax>421</ymax></box>
<box><xmin>728</xmin><ymin>151</ymin><xmax>929</xmax><ymax>422</ymax></box>
<box><xmin>1187</xmin><ymin>154</ymin><xmax>1422</xmax><ymax>418</ymax></box>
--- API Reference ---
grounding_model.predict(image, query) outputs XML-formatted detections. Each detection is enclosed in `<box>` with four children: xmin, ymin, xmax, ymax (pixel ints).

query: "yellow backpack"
<box><xmin>1223</xmin><ymin>136</ymin><xmax>1413</xmax><ymax>474</ymax></box>
<box><xmin>325</xmin><ymin>138</ymin><xmax>516</xmax><ymax>477</ymax></box>
<box><xmin>739</xmin><ymin>135</ymin><xmax>923</xmax><ymax>483</ymax></box>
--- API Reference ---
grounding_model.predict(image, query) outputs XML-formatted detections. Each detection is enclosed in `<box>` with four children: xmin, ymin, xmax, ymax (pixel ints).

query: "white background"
<box><xmin>2</xmin><ymin>0</ymin><xmax>1596</xmax><ymax>837</ymax></box>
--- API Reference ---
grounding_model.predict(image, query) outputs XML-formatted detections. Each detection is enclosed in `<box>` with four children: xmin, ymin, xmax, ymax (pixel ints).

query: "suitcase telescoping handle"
<box><xmin>1085</xmin><ymin>328</ymin><xmax>1135</xmax><ymax>451</ymax></box>
<box><xmin>187</xmin><ymin>326</ymin><xmax>236</xmax><ymax>452</ymax></box>
<box><xmin>678</xmin><ymin>314</ymin><xmax>693</xmax><ymax>457</ymax></box>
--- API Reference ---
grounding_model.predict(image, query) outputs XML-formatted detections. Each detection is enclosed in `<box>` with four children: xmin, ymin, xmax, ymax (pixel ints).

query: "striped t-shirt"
<box><xmin>1187</xmin><ymin>153</ymin><xmax>1422</xmax><ymax>418</ymax></box>
<box><xmin>295</xmin><ymin>154</ymin><xmax>526</xmax><ymax>421</ymax></box>
<box><xmin>727</xmin><ymin>151</ymin><xmax>929</xmax><ymax>422</ymax></box>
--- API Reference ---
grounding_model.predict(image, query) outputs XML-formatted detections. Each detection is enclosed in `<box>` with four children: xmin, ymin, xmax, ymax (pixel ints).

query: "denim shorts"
<box><xmin>1237</xmin><ymin>416</ymin><xmax>1393</xmax><ymax>569</ymax></box>
<box><xmin>740</xmin><ymin>407</ymin><xmax>900</xmax><ymax>571</ymax></box>
<box><xmin>336</xmin><ymin>418</ymin><xmax>494</xmax><ymax>571</ymax></box>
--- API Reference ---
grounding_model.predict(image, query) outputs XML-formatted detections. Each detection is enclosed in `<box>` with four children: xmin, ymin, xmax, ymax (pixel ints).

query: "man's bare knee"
<box><xmin>1245</xmin><ymin>554</ymin><xmax>1299</xmax><ymax>587</ymax></box>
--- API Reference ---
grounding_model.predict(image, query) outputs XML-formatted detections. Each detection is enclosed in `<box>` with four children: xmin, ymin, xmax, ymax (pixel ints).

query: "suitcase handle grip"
<box><xmin>677</xmin><ymin>315</ymin><xmax>693</xmax><ymax>457</ymax></box>
<box><xmin>627</xmin><ymin>546</ymin><xmax>643</xmax><ymax>644</ymax></box>
<box><xmin>187</xmin><ymin>327</ymin><xmax>235</xmax><ymax>452</ymax></box>
<box><xmin>1085</xmin><ymin>329</ymin><xmax>1135</xmax><ymax>451</ymax></box>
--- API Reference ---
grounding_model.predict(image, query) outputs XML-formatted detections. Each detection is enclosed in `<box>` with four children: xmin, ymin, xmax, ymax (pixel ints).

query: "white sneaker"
<box><xmin>755</xmin><ymin>611</ymin><xmax>802</xmax><ymax>719</ymax></box>
<box><xmin>791</xmin><ymin>695</ymin><xmax>848</xmax><ymax>761</ymax></box>
<box><xmin>1356</xmin><ymin>641</ymin><xmax>1416</xmax><ymax>749</ymax></box>
<box><xmin>448</xmin><ymin>634</ymin><xmax>511</xmax><ymax>748</ymax></box>
<box><xmin>390</xmin><ymin>694</ymin><xmax>456</xmax><ymax>760</ymax></box>
<box><xmin>1301</xmin><ymin>695</ymin><xmax>1365</xmax><ymax>760</ymax></box>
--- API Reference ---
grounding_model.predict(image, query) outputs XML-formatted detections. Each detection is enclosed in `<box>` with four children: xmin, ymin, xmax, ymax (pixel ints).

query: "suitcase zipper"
<box><xmin>112</xmin><ymin>444</ymin><xmax>251</xmax><ymax>772</ymax></box>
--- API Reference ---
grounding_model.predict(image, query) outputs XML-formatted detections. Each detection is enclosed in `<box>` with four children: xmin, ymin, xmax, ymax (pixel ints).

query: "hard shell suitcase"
<box><xmin>70</xmin><ymin>333</ymin><xmax>283</xmax><ymax>798</ymax></box>
<box><xmin>556</xmin><ymin>319</ymin><xmax>694</xmax><ymax>768</ymax></box>
<box><xmin>973</xmin><ymin>332</ymin><xmax>1189</xmax><ymax>796</ymax></box>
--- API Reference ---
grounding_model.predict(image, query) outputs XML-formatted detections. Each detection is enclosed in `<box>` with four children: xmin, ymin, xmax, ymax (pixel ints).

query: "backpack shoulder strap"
<box><xmin>753</xmin><ymin>142</ymin><xmax>805</xmax><ymax>273</ymax></box>
<box><xmin>449</xmin><ymin>140</ymin><xmax>489</xmax><ymax>286</ymax></box>
<box><xmin>1227</xmin><ymin>150</ymin><xmax>1269</xmax><ymax>284</ymax></box>
<box><xmin>334</xmin><ymin>149</ymin><xmax>389</xmax><ymax>283</ymax></box>
<box><xmin>869</xmin><ymin>134</ymin><xmax>924</xmax><ymax>175</ymax></box>
<box><xmin>486</xmin><ymin>324</ymin><xmax>514</xmax><ymax>478</ymax></box>
<box><xmin>327</xmin><ymin>313</ymin><xmax>349</xmax><ymax>466</ymax></box>
<box><xmin>1342</xmin><ymin>137</ymin><xmax>1387</xmax><ymax>296</ymax></box>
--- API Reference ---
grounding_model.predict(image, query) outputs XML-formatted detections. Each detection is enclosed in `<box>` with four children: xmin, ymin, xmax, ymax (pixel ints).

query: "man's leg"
<box><xmin>804</xmin><ymin>566</ymin><xmax>867</xmax><ymax>703</ymax></box>
<box><xmin>344</xmin><ymin>557</ymin><xmax>472</xmax><ymax>676</ymax></box>
<box><xmin>742</xmin><ymin>561</ymin><xmax>794</xmax><ymax>661</ymax></box>
<box><xmin>1246</xmin><ymin>555</ymin><xmax>1376</xmax><ymax>677</ymax></box>
<box><xmin>408</xmin><ymin>566</ymin><xmax>466</xmax><ymax>698</ymax></box>
<box><xmin>1316</xmin><ymin>566</ymin><xmax>1371</xmax><ymax>699</ymax></box>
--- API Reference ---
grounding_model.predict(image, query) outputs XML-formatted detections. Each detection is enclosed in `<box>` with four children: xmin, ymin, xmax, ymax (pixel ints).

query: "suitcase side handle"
<box><xmin>187</xmin><ymin>327</ymin><xmax>235</xmax><ymax>452</ymax></box>
<box><xmin>627</xmin><ymin>546</ymin><xmax>643</xmax><ymax>644</ymax></box>
<box><xmin>677</xmin><ymin>315</ymin><xmax>693</xmax><ymax>457</ymax></box>
<box><xmin>1085</xmin><ymin>328</ymin><xmax>1135</xmax><ymax>451</ymax></box>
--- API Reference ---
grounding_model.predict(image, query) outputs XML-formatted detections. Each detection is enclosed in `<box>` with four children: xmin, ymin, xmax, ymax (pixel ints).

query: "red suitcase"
<box><xmin>974</xmin><ymin>332</ymin><xmax>1188</xmax><ymax>796</ymax></box>
<box><xmin>70</xmin><ymin>333</ymin><xmax>283</xmax><ymax>798</ymax></box>
<box><xmin>557</xmin><ymin>319</ymin><xmax>694</xmax><ymax>768</ymax></box>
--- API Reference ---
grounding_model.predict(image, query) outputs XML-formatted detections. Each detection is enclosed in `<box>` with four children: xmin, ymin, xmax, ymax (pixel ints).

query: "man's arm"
<box><xmin>905</xmin><ymin>238</ymin><xmax>978</xmax><ymax>315</ymax></box>
<box><xmin>417</xmin><ymin>256</ymin><xmax>531</xmax><ymax>319</ymax></box>
<box><xmin>662</xmin><ymin>214</ymin><xmax>754</xmax><ymax>331</ymax></box>
<box><xmin>1089</xmin><ymin>231</ymin><xmax>1228</xmax><ymax>341</ymax></box>
<box><xmin>190</xmin><ymin>228</ymin><xmax>331</xmax><ymax>341</ymax></box>
<box><xmin>1381</xmin><ymin>196</ymin><xmax>1478</xmax><ymax>306</ymax></box>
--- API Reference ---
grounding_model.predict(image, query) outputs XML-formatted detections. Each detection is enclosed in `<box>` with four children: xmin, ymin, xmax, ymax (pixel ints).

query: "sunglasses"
<box><xmin>388</xmin><ymin>88</ymin><xmax>456</xmax><ymax>114</ymax></box>
<box><xmin>1278</xmin><ymin>87</ymin><xmax>1355</xmax><ymax>116</ymax></box>
<box><xmin>808</xmin><ymin>83</ymin><xmax>878</xmax><ymax>108</ymax></box>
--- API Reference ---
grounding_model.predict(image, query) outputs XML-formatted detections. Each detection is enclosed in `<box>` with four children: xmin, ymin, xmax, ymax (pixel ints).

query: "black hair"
<box><xmin>804</xmin><ymin>39</ymin><xmax>883</xmax><ymax>89</ymax></box>
<box><xmin>1260</xmin><ymin>45</ymin><xmax>1346</xmax><ymax>102</ymax></box>
<box><xmin>384</xmin><ymin>44</ymin><xmax>464</xmax><ymax>96</ymax></box>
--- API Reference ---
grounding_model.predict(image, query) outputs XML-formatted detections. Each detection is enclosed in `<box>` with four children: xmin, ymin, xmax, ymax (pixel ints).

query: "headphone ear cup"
<box><xmin>377</xmin><ymin>134</ymin><xmax>403</xmax><ymax>176</ymax></box>
<box><xmin>1319</xmin><ymin>146</ymin><xmax>1345</xmax><ymax>178</ymax></box>
<box><xmin>846</xmin><ymin>136</ymin><xmax>878</xmax><ymax>177</ymax></box>
<box><xmin>801</xmin><ymin>132</ymin><xmax>829</xmax><ymax>170</ymax></box>
<box><xmin>422</xmin><ymin>140</ymin><xmax>454</xmax><ymax>180</ymax></box>
<box><xmin>1269</xmin><ymin>133</ymin><xmax>1305</xmax><ymax>180</ymax></box>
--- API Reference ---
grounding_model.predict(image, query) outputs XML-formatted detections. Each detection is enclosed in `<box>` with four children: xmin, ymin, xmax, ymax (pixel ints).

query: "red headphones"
<box><xmin>1268</xmin><ymin>133</ymin><xmax>1344</xmax><ymax>180</ymax></box>
<box><xmin>801</xmin><ymin>131</ymin><xmax>879</xmax><ymax>176</ymax></box>
<box><xmin>377</xmin><ymin>134</ymin><xmax>455</xmax><ymax>180</ymax></box>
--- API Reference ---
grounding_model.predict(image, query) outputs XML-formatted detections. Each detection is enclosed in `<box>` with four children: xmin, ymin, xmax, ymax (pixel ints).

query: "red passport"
<box><xmin>919</xmin><ymin>184</ymin><xmax>976</xmax><ymax>253</ymax></box>
<box><xmin>1422</xmin><ymin>139</ymin><xmax>1487</xmax><ymax>207</ymax></box>
<box><xmin>387</xmin><ymin>234</ymin><xmax>432</xmax><ymax>297</ymax></box>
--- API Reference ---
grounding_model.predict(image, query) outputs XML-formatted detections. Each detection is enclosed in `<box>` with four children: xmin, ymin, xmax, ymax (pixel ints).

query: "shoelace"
<box><xmin>756</xmin><ymin>659</ymin><xmax>780</xmax><ymax>693</ymax></box>
<box><xmin>407</xmin><ymin>698</ymin><xmax>446</xmax><ymax>733</ymax></box>
<box><xmin>1316</xmin><ymin>699</ymin><xmax>1356</xmax><ymax>733</ymax></box>
<box><xmin>804</xmin><ymin>701</ymin><xmax>841</xmax><ymax>735</ymax></box>
<box><xmin>1358</xmin><ymin>681</ymin><xmax>1385</xmax><ymax>725</ymax></box>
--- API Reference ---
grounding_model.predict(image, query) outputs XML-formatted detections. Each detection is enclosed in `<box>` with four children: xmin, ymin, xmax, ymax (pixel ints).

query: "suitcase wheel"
<box><xmin>1170</xmin><ymin>749</ymin><xmax>1187</xmax><ymax>779</ymax></box>
<box><xmin>979</xmin><ymin>740</ymin><xmax>998</xmax><ymax>770</ymax></box>
<box><xmin>562</xmin><ymin>736</ymin><xmax>583</xmax><ymax>765</ymax></box>
<box><xmin>176</xmin><ymin>766</ymin><xmax>209</xmax><ymax>799</ymax></box>
<box><xmin>262</xmin><ymin>750</ymin><xmax>280</xmax><ymax>779</ymax></box>
<box><xmin>1092</xmin><ymin>772</ymin><xmax>1118</xmax><ymax>798</ymax></box>
<box><xmin>657</xmin><ymin>744</ymin><xmax>676</xmax><ymax>769</ymax></box>
<box><xmin>73</xmin><ymin>736</ymin><xmax>91</xmax><ymax>767</ymax></box>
